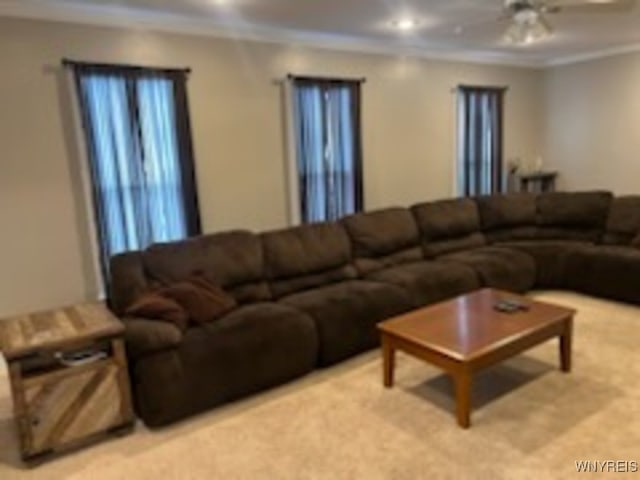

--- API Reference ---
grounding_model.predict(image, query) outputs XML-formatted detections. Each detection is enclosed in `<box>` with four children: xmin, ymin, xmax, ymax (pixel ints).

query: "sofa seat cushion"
<box><xmin>280</xmin><ymin>281</ymin><xmax>413</xmax><ymax>366</ymax></box>
<box><xmin>342</xmin><ymin>207</ymin><xmax>423</xmax><ymax>275</ymax></box>
<box><xmin>440</xmin><ymin>247</ymin><xmax>536</xmax><ymax>293</ymax></box>
<box><xmin>130</xmin><ymin>303</ymin><xmax>318</xmax><ymax>427</ymax></box>
<box><xmin>412</xmin><ymin>198</ymin><xmax>486</xmax><ymax>257</ymax></box>
<box><xmin>365</xmin><ymin>261</ymin><xmax>480</xmax><ymax>307</ymax></box>
<box><xmin>497</xmin><ymin>241</ymin><xmax>595</xmax><ymax>289</ymax></box>
<box><xmin>570</xmin><ymin>246</ymin><xmax>640</xmax><ymax>305</ymax></box>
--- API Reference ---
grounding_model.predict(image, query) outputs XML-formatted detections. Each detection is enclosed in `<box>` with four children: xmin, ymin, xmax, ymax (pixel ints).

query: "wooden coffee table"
<box><xmin>378</xmin><ymin>288</ymin><xmax>575</xmax><ymax>428</ymax></box>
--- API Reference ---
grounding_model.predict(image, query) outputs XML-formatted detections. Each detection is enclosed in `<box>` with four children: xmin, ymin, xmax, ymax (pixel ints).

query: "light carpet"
<box><xmin>1</xmin><ymin>291</ymin><xmax>639</xmax><ymax>479</ymax></box>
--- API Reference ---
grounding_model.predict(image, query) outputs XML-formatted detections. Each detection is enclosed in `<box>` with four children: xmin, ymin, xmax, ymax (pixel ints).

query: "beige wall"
<box><xmin>543</xmin><ymin>51</ymin><xmax>640</xmax><ymax>193</ymax></box>
<box><xmin>0</xmin><ymin>17</ymin><xmax>544</xmax><ymax>317</ymax></box>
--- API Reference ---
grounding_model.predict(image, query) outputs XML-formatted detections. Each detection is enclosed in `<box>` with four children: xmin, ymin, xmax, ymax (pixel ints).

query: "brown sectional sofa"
<box><xmin>109</xmin><ymin>190</ymin><xmax>640</xmax><ymax>427</ymax></box>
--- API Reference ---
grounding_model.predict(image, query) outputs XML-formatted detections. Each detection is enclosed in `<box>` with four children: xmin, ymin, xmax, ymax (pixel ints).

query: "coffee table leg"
<box><xmin>560</xmin><ymin>317</ymin><xmax>573</xmax><ymax>373</ymax></box>
<box><xmin>382</xmin><ymin>336</ymin><xmax>395</xmax><ymax>388</ymax></box>
<box><xmin>453</xmin><ymin>370</ymin><xmax>471</xmax><ymax>429</ymax></box>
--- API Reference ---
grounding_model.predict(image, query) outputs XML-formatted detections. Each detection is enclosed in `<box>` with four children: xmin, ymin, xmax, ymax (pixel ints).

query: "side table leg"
<box><xmin>453</xmin><ymin>370</ymin><xmax>472</xmax><ymax>429</ymax></box>
<box><xmin>382</xmin><ymin>336</ymin><xmax>395</xmax><ymax>388</ymax></box>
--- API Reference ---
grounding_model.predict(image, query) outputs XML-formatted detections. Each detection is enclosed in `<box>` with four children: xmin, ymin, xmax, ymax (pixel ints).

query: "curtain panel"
<box><xmin>457</xmin><ymin>86</ymin><xmax>506</xmax><ymax>197</ymax></box>
<box><xmin>289</xmin><ymin>76</ymin><xmax>364</xmax><ymax>224</ymax></box>
<box><xmin>70</xmin><ymin>62</ymin><xmax>201</xmax><ymax>280</ymax></box>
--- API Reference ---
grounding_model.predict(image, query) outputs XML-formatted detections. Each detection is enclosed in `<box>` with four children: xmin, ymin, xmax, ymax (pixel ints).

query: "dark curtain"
<box><xmin>71</xmin><ymin>62</ymin><xmax>201</xmax><ymax>280</ymax></box>
<box><xmin>458</xmin><ymin>86</ymin><xmax>505</xmax><ymax>196</ymax></box>
<box><xmin>292</xmin><ymin>77</ymin><xmax>364</xmax><ymax>223</ymax></box>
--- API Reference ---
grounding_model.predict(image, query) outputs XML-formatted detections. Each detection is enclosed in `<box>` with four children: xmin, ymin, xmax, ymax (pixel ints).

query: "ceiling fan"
<box><xmin>499</xmin><ymin>0</ymin><xmax>635</xmax><ymax>45</ymax></box>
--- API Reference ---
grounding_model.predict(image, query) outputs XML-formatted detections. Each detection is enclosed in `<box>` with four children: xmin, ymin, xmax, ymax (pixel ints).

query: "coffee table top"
<box><xmin>378</xmin><ymin>289</ymin><xmax>575</xmax><ymax>362</ymax></box>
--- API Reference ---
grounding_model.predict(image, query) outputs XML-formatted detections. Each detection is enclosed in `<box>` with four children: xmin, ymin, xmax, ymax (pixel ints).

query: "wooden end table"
<box><xmin>0</xmin><ymin>303</ymin><xmax>135</xmax><ymax>464</ymax></box>
<box><xmin>378</xmin><ymin>289</ymin><xmax>574</xmax><ymax>428</ymax></box>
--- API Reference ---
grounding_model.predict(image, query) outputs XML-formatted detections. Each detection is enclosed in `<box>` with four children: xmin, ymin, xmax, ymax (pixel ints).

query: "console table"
<box><xmin>0</xmin><ymin>303</ymin><xmax>134</xmax><ymax>464</ymax></box>
<box><xmin>517</xmin><ymin>171</ymin><xmax>558</xmax><ymax>193</ymax></box>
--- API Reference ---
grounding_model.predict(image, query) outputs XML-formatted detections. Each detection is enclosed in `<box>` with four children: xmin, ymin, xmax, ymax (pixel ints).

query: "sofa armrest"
<box><xmin>123</xmin><ymin>317</ymin><xmax>184</xmax><ymax>361</ymax></box>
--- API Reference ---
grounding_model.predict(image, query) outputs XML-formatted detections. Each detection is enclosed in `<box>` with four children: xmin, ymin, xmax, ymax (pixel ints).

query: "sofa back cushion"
<box><xmin>262</xmin><ymin>222</ymin><xmax>357</xmax><ymax>298</ymax></box>
<box><xmin>109</xmin><ymin>231</ymin><xmax>270</xmax><ymax>315</ymax></box>
<box><xmin>476</xmin><ymin>193</ymin><xmax>538</xmax><ymax>243</ymax></box>
<box><xmin>142</xmin><ymin>231</ymin><xmax>270</xmax><ymax>304</ymax></box>
<box><xmin>536</xmin><ymin>191</ymin><xmax>612</xmax><ymax>242</ymax></box>
<box><xmin>342</xmin><ymin>207</ymin><xmax>423</xmax><ymax>275</ymax></box>
<box><xmin>411</xmin><ymin>198</ymin><xmax>486</xmax><ymax>256</ymax></box>
<box><xmin>603</xmin><ymin>196</ymin><xmax>640</xmax><ymax>245</ymax></box>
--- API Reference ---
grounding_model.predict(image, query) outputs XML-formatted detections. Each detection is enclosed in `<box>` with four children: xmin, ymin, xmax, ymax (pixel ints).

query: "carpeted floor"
<box><xmin>0</xmin><ymin>291</ymin><xmax>639</xmax><ymax>479</ymax></box>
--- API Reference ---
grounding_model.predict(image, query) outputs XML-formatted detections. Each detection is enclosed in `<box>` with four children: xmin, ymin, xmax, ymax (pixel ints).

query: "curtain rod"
<box><xmin>62</xmin><ymin>58</ymin><xmax>191</xmax><ymax>75</ymax></box>
<box><xmin>451</xmin><ymin>85</ymin><xmax>509</xmax><ymax>93</ymax></box>
<box><xmin>287</xmin><ymin>74</ymin><xmax>366</xmax><ymax>84</ymax></box>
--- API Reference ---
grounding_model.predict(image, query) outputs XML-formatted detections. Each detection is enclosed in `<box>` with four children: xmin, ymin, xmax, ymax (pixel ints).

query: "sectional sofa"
<box><xmin>109</xmin><ymin>191</ymin><xmax>640</xmax><ymax>427</ymax></box>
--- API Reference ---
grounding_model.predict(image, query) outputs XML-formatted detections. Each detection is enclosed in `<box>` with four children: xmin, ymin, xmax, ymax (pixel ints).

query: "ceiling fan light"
<box><xmin>505</xmin><ymin>12</ymin><xmax>552</xmax><ymax>45</ymax></box>
<box><xmin>513</xmin><ymin>8</ymin><xmax>539</xmax><ymax>25</ymax></box>
<box><xmin>505</xmin><ymin>23</ymin><xmax>526</xmax><ymax>44</ymax></box>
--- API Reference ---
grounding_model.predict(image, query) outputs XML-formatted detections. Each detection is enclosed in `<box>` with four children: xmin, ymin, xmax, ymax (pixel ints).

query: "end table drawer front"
<box><xmin>23</xmin><ymin>362</ymin><xmax>123</xmax><ymax>454</ymax></box>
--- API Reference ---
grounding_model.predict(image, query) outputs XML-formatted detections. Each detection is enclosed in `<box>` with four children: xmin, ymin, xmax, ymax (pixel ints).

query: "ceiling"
<box><xmin>2</xmin><ymin>0</ymin><xmax>640</xmax><ymax>66</ymax></box>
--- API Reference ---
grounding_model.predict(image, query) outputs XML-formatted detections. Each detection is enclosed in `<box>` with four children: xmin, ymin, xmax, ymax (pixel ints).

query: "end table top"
<box><xmin>0</xmin><ymin>302</ymin><xmax>123</xmax><ymax>361</ymax></box>
<box><xmin>378</xmin><ymin>289</ymin><xmax>575</xmax><ymax>362</ymax></box>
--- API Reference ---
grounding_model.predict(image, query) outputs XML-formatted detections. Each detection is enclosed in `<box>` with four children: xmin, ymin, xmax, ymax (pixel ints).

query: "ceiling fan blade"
<box><xmin>428</xmin><ymin>15</ymin><xmax>510</xmax><ymax>37</ymax></box>
<box><xmin>548</xmin><ymin>0</ymin><xmax>627</xmax><ymax>5</ymax></box>
<box><xmin>545</xmin><ymin>0</ymin><xmax>636</xmax><ymax>13</ymax></box>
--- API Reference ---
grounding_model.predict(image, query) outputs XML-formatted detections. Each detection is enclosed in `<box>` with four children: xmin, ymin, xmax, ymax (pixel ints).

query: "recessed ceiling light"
<box><xmin>393</xmin><ymin>18</ymin><xmax>419</xmax><ymax>32</ymax></box>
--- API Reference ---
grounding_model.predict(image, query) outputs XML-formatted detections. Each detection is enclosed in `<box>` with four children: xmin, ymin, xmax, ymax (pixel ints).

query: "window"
<box><xmin>457</xmin><ymin>86</ymin><xmax>506</xmax><ymax>196</ymax></box>
<box><xmin>70</xmin><ymin>62</ymin><xmax>201</xmax><ymax>278</ymax></box>
<box><xmin>289</xmin><ymin>76</ymin><xmax>364</xmax><ymax>223</ymax></box>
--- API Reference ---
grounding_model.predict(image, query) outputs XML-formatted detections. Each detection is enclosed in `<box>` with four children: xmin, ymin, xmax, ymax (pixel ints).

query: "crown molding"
<box><xmin>544</xmin><ymin>42</ymin><xmax>640</xmax><ymax>67</ymax></box>
<box><xmin>2</xmin><ymin>0</ymin><xmax>638</xmax><ymax>69</ymax></box>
